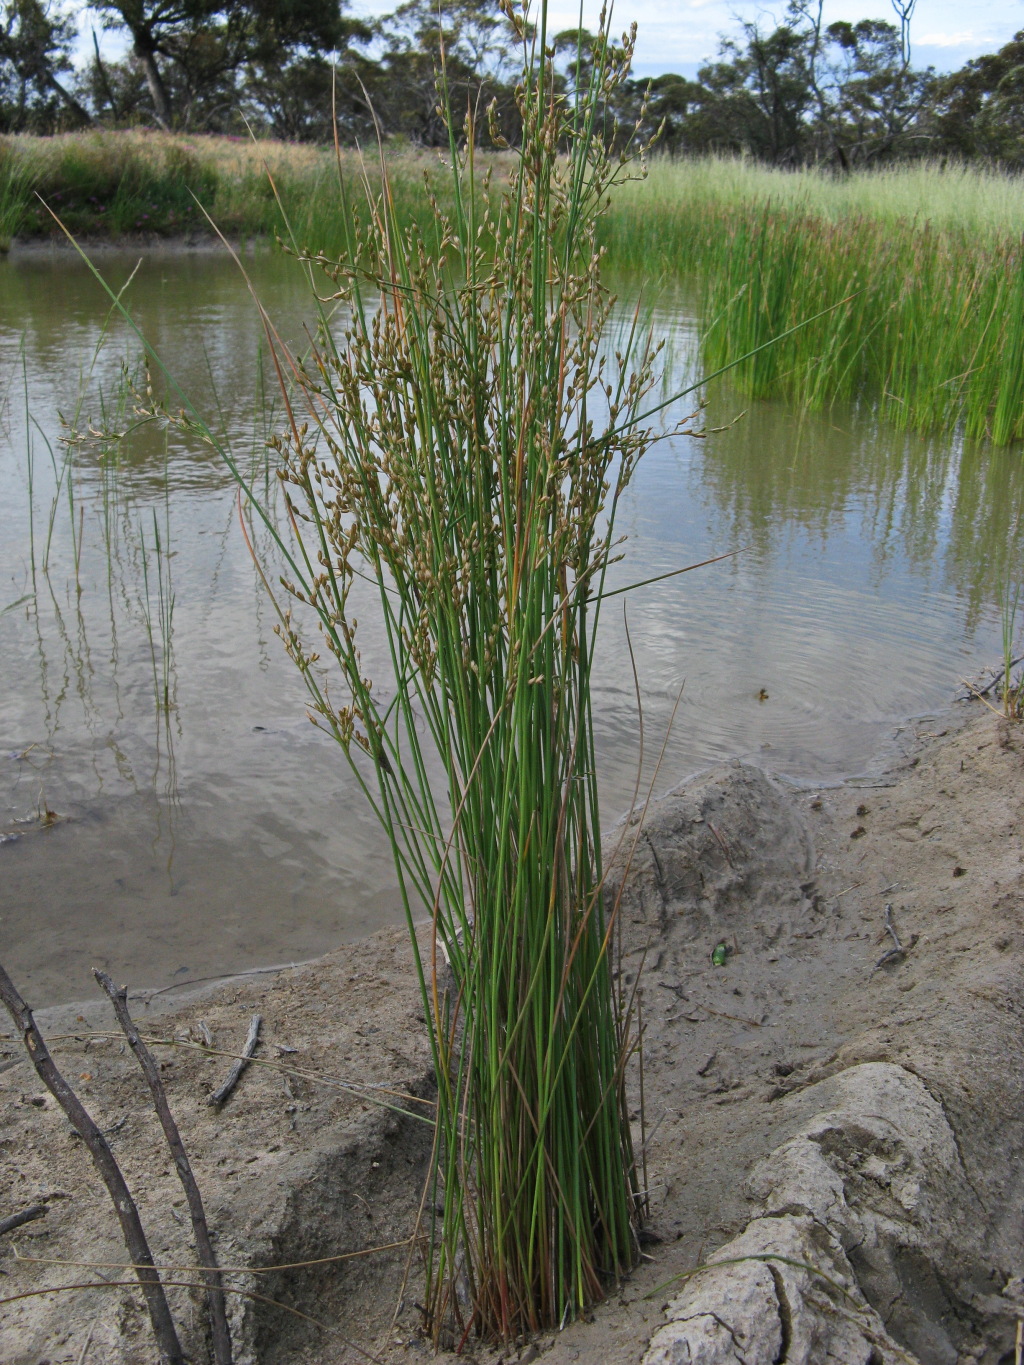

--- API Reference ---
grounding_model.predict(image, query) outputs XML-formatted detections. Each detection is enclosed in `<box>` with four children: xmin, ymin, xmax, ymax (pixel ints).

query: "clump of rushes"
<box><xmin>257</xmin><ymin>0</ymin><xmax>668</xmax><ymax>1343</ymax></box>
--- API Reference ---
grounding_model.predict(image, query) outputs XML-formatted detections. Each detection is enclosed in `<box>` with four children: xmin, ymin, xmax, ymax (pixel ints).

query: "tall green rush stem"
<box><xmin>1000</xmin><ymin>583</ymin><xmax>1024</xmax><ymax>719</ymax></box>
<box><xmin>242</xmin><ymin>2</ymin><xmax>672</xmax><ymax>1344</ymax></box>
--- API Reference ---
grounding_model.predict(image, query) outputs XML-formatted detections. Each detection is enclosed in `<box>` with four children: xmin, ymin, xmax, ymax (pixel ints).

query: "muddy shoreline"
<box><xmin>2</xmin><ymin>700</ymin><xmax>1022</xmax><ymax>1365</ymax></box>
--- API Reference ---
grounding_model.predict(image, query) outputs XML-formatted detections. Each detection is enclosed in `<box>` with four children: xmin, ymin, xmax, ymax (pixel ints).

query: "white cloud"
<box><xmin>918</xmin><ymin>30</ymin><xmax>978</xmax><ymax>46</ymax></box>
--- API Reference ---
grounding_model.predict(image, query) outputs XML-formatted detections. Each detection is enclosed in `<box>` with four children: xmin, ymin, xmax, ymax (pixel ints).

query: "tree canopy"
<box><xmin>0</xmin><ymin>0</ymin><xmax>1022</xmax><ymax>167</ymax></box>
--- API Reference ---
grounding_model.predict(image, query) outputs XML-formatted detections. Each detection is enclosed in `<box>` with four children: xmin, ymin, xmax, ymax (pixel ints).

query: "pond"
<box><xmin>2</xmin><ymin>244</ymin><xmax>1021</xmax><ymax>1005</ymax></box>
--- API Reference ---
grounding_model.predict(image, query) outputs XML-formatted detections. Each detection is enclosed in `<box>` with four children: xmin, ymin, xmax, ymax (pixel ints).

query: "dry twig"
<box><xmin>94</xmin><ymin>969</ymin><xmax>232</xmax><ymax>1365</ymax></box>
<box><xmin>0</xmin><ymin>959</ymin><xmax>183</xmax><ymax>1364</ymax></box>
<box><xmin>0</xmin><ymin>1204</ymin><xmax>47</xmax><ymax>1238</ymax></box>
<box><xmin>208</xmin><ymin>1014</ymin><xmax>261</xmax><ymax>1107</ymax></box>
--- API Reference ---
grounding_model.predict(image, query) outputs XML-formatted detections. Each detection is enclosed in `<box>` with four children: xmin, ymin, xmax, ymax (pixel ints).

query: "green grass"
<box><xmin>9</xmin><ymin>135</ymin><xmax>1024</xmax><ymax>446</ymax></box>
<box><xmin>600</xmin><ymin>156</ymin><xmax>1024</xmax><ymax>446</ymax></box>
<box><xmin>0</xmin><ymin>142</ymin><xmax>37</xmax><ymax>252</ymax></box>
<box><xmin>0</xmin><ymin>129</ymin><xmax>490</xmax><ymax>247</ymax></box>
<box><xmin>607</xmin><ymin>155</ymin><xmax>1024</xmax><ymax>242</ymax></box>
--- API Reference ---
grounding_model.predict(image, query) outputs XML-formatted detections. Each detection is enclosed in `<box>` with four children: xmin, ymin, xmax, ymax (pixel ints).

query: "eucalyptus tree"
<box><xmin>655</xmin><ymin>2</ymin><xmax>934</xmax><ymax>167</ymax></box>
<box><xmin>683</xmin><ymin>19</ymin><xmax>814</xmax><ymax>164</ymax></box>
<box><xmin>785</xmin><ymin>2</ymin><xmax>934</xmax><ymax>167</ymax></box>
<box><xmin>820</xmin><ymin>16</ymin><xmax>934</xmax><ymax>164</ymax></box>
<box><xmin>0</xmin><ymin>0</ymin><xmax>92</xmax><ymax>130</ymax></box>
<box><xmin>366</xmin><ymin>0</ymin><xmax>524</xmax><ymax>145</ymax></box>
<box><xmin>88</xmin><ymin>0</ymin><xmax>367</xmax><ymax>130</ymax></box>
<box><xmin>932</xmin><ymin>30</ymin><xmax>1024</xmax><ymax>166</ymax></box>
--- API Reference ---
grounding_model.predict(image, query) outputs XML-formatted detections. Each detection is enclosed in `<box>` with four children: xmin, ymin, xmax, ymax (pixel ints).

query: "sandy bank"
<box><xmin>1</xmin><ymin>703</ymin><xmax>1022</xmax><ymax>1364</ymax></box>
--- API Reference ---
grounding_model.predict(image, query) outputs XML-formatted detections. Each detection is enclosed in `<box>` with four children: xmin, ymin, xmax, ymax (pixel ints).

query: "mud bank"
<box><xmin>2</xmin><ymin>706</ymin><xmax>1022</xmax><ymax>1365</ymax></box>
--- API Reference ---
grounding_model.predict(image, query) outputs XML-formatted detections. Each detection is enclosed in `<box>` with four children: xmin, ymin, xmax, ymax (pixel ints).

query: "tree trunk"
<box><xmin>92</xmin><ymin>29</ymin><xmax>120</xmax><ymax>119</ymax></box>
<box><xmin>46</xmin><ymin>73</ymin><xmax>95</xmax><ymax>126</ymax></box>
<box><xmin>134</xmin><ymin>39</ymin><xmax>172</xmax><ymax>128</ymax></box>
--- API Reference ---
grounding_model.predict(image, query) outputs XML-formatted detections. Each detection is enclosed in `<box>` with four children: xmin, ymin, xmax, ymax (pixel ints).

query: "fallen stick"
<box><xmin>974</xmin><ymin>655</ymin><xmax>1024</xmax><ymax>699</ymax></box>
<box><xmin>208</xmin><ymin>1015</ymin><xmax>261</xmax><ymax>1107</ymax></box>
<box><xmin>872</xmin><ymin>904</ymin><xmax>917</xmax><ymax>973</ymax></box>
<box><xmin>0</xmin><ymin>960</ymin><xmax>184</xmax><ymax>1365</ymax></box>
<box><xmin>883</xmin><ymin>904</ymin><xmax>903</xmax><ymax>952</ymax></box>
<box><xmin>144</xmin><ymin>959</ymin><xmax>318</xmax><ymax>1001</ymax></box>
<box><xmin>0</xmin><ymin>1204</ymin><xmax>47</xmax><ymax>1238</ymax></box>
<box><xmin>94</xmin><ymin>970</ymin><xmax>232</xmax><ymax>1365</ymax></box>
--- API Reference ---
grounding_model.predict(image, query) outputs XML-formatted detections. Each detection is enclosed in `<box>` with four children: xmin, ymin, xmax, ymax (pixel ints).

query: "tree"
<box><xmin>642</xmin><ymin>4</ymin><xmax>934</xmax><ymax>168</ymax></box>
<box><xmin>932</xmin><ymin>31</ymin><xmax>1024</xmax><ymax>166</ymax></box>
<box><xmin>821</xmin><ymin>16</ymin><xmax>934</xmax><ymax>164</ymax></box>
<box><xmin>643</xmin><ymin>73</ymin><xmax>704</xmax><ymax>154</ymax></box>
<box><xmin>89</xmin><ymin>0</ymin><xmax>203</xmax><ymax>128</ymax></box>
<box><xmin>367</xmin><ymin>0</ymin><xmax>523</xmax><ymax>146</ymax></box>
<box><xmin>88</xmin><ymin>0</ymin><xmax>369</xmax><ymax>132</ymax></box>
<box><xmin>677</xmin><ymin>21</ymin><xmax>813</xmax><ymax>163</ymax></box>
<box><xmin>0</xmin><ymin>0</ymin><xmax>92</xmax><ymax>131</ymax></box>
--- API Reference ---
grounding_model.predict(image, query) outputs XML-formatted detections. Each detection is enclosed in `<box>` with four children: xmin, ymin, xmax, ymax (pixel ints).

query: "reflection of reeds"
<box><xmin>138</xmin><ymin>511</ymin><xmax>175</xmax><ymax>714</ymax></box>
<box><xmin>40</xmin><ymin>415</ymin><xmax>68</xmax><ymax>575</ymax></box>
<box><xmin>13</xmin><ymin>311</ymin><xmax>184</xmax><ymax>744</ymax></box>
<box><xmin>695</xmin><ymin>384</ymin><xmax>1024</xmax><ymax>630</ymax></box>
<box><xmin>0</xmin><ymin>593</ymin><xmax>31</xmax><ymax>619</ymax></box>
<box><xmin>19</xmin><ymin>335</ymin><xmax>37</xmax><ymax>592</ymax></box>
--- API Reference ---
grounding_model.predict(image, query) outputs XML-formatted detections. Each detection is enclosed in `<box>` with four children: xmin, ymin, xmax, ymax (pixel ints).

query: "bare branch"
<box><xmin>0</xmin><ymin>960</ymin><xmax>184</xmax><ymax>1364</ymax></box>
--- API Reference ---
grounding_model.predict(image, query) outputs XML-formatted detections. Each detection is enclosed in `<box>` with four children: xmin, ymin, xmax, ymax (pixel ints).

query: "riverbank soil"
<box><xmin>1</xmin><ymin>705</ymin><xmax>1021</xmax><ymax>1364</ymax></box>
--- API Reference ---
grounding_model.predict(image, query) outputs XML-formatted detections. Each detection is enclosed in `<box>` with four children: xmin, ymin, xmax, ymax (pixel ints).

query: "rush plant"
<box><xmin>252</xmin><ymin>1</ymin><xmax>670</xmax><ymax>1343</ymax></box>
<box><xmin>1000</xmin><ymin>584</ymin><xmax>1024</xmax><ymax>720</ymax></box>
<box><xmin>65</xmin><ymin>0</ymin><xmax>698</xmax><ymax>1342</ymax></box>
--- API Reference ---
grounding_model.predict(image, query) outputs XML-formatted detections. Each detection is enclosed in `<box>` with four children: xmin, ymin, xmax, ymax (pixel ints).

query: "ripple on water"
<box><xmin>0</xmin><ymin>254</ymin><xmax>1019</xmax><ymax>1000</ymax></box>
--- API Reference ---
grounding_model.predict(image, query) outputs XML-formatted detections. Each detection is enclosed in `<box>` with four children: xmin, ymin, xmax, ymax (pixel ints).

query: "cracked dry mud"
<box><xmin>1</xmin><ymin>705</ymin><xmax>1022</xmax><ymax>1365</ymax></box>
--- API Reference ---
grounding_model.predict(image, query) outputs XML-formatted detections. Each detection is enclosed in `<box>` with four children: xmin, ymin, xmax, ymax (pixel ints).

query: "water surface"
<box><xmin>2</xmin><ymin>245</ymin><xmax>1021</xmax><ymax>1004</ymax></box>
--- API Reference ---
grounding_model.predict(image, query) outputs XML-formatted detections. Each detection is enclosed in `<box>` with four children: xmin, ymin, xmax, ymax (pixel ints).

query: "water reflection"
<box><xmin>0</xmin><ymin>247</ymin><xmax>1019</xmax><ymax>1005</ymax></box>
<box><xmin>696</xmin><ymin>391</ymin><xmax>1024</xmax><ymax>629</ymax></box>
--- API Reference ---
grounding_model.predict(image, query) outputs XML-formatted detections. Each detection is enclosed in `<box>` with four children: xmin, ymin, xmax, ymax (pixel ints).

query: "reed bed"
<box><xmin>602</xmin><ymin>157</ymin><xmax>1024</xmax><ymax>446</ymax></box>
<box><xmin>8</xmin><ymin>132</ymin><xmax>1024</xmax><ymax>442</ymax></box>
<box><xmin>0</xmin><ymin>143</ymin><xmax>37</xmax><ymax>251</ymax></box>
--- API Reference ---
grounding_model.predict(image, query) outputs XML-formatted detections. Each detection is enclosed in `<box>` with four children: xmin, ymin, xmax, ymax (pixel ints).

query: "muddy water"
<box><xmin>1</xmin><ymin>245</ymin><xmax>1021</xmax><ymax>1005</ymax></box>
